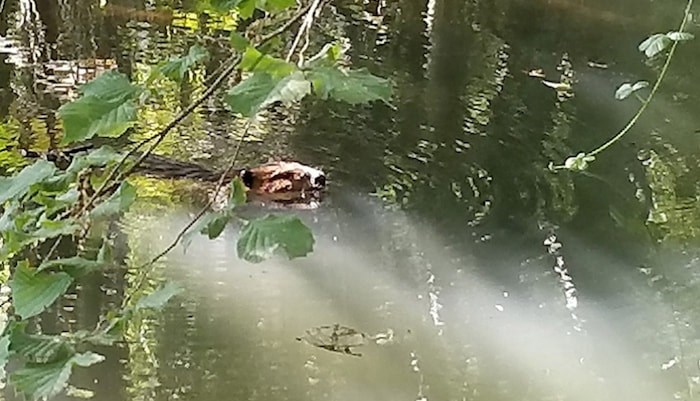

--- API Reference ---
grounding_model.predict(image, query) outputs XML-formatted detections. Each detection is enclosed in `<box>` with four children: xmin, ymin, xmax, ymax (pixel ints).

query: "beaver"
<box><xmin>135</xmin><ymin>154</ymin><xmax>326</xmax><ymax>205</ymax></box>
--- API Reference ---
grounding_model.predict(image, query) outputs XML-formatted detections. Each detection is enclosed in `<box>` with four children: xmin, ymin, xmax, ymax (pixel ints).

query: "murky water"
<box><xmin>2</xmin><ymin>0</ymin><xmax>700</xmax><ymax>400</ymax></box>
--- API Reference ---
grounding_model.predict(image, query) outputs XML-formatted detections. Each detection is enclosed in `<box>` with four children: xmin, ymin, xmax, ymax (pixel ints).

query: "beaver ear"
<box><xmin>239</xmin><ymin>169</ymin><xmax>254</xmax><ymax>187</ymax></box>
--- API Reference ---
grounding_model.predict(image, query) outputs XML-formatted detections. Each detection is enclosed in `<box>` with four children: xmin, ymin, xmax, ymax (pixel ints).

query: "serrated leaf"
<box><xmin>135</xmin><ymin>282</ymin><xmax>183</xmax><ymax>310</ymax></box>
<box><xmin>10</xmin><ymin>352</ymin><xmax>104</xmax><ymax>401</ymax></box>
<box><xmin>9</xmin><ymin>322</ymin><xmax>72</xmax><ymax>364</ymax></box>
<box><xmin>237</xmin><ymin>214</ymin><xmax>314</xmax><ymax>263</ymax></box>
<box><xmin>228</xmin><ymin>177</ymin><xmax>247</xmax><ymax>209</ymax></box>
<box><xmin>307</xmin><ymin>67</ymin><xmax>392</xmax><ymax>105</ymax></box>
<box><xmin>225</xmin><ymin>71</ymin><xmax>311</xmax><ymax>117</ymax></box>
<box><xmin>58</xmin><ymin>71</ymin><xmax>142</xmax><ymax>144</ymax></box>
<box><xmin>614</xmin><ymin>81</ymin><xmax>649</xmax><ymax>100</ymax></box>
<box><xmin>638</xmin><ymin>33</ymin><xmax>671</xmax><ymax>58</ymax></box>
<box><xmin>240</xmin><ymin>47</ymin><xmax>296</xmax><ymax>77</ymax></box>
<box><xmin>0</xmin><ymin>160</ymin><xmax>56</xmax><ymax>204</ymax></box>
<box><xmin>666</xmin><ymin>31</ymin><xmax>694</xmax><ymax>41</ymax></box>
<box><xmin>90</xmin><ymin>181</ymin><xmax>137</xmax><ymax>218</ymax></box>
<box><xmin>158</xmin><ymin>44</ymin><xmax>209</xmax><ymax>82</ymax></box>
<box><xmin>10</xmin><ymin>262</ymin><xmax>74</xmax><ymax>320</ymax></box>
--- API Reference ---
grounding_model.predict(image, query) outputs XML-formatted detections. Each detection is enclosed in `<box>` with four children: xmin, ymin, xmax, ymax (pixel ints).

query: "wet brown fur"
<box><xmin>136</xmin><ymin>155</ymin><xmax>325</xmax><ymax>204</ymax></box>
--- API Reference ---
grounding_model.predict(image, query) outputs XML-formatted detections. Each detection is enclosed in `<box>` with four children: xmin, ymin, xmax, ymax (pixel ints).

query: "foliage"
<box><xmin>10</xmin><ymin>352</ymin><xmax>104</xmax><ymax>401</ymax></box>
<box><xmin>226</xmin><ymin>47</ymin><xmax>392</xmax><ymax>117</ymax></box>
<box><xmin>614</xmin><ymin>81</ymin><xmax>649</xmax><ymax>100</ymax></box>
<box><xmin>155</xmin><ymin>45</ymin><xmax>210</xmax><ymax>83</ymax></box>
<box><xmin>0</xmin><ymin>0</ymin><xmax>393</xmax><ymax>399</ymax></box>
<box><xmin>554</xmin><ymin>2</ymin><xmax>694</xmax><ymax>172</ymax></box>
<box><xmin>58</xmin><ymin>71</ymin><xmax>143</xmax><ymax>144</ymax></box>
<box><xmin>10</xmin><ymin>262</ymin><xmax>74</xmax><ymax>320</ymax></box>
<box><xmin>638</xmin><ymin>31</ymin><xmax>694</xmax><ymax>58</ymax></box>
<box><xmin>237</xmin><ymin>214</ymin><xmax>315</xmax><ymax>262</ymax></box>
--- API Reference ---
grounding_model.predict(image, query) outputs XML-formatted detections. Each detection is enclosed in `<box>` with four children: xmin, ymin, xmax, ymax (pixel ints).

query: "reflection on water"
<box><xmin>115</xmin><ymin>193</ymin><xmax>679</xmax><ymax>401</ymax></box>
<box><xmin>2</xmin><ymin>0</ymin><xmax>700</xmax><ymax>399</ymax></box>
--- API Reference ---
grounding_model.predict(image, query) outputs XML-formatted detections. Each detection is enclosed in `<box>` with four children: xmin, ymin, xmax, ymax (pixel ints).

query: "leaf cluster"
<box><xmin>0</xmin><ymin>1</ymin><xmax>393</xmax><ymax>399</ymax></box>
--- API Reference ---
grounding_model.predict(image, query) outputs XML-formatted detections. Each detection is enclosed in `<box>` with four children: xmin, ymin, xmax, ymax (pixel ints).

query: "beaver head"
<box><xmin>238</xmin><ymin>161</ymin><xmax>326</xmax><ymax>203</ymax></box>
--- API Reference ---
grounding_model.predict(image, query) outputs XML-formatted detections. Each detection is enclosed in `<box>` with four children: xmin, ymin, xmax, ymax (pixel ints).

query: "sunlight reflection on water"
<box><xmin>127</xmin><ymin>193</ymin><xmax>679</xmax><ymax>401</ymax></box>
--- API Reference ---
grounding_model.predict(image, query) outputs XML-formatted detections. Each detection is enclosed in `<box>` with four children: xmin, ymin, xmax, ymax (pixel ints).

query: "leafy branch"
<box><xmin>551</xmin><ymin>0</ymin><xmax>694</xmax><ymax>172</ymax></box>
<box><xmin>0</xmin><ymin>0</ymin><xmax>393</xmax><ymax>399</ymax></box>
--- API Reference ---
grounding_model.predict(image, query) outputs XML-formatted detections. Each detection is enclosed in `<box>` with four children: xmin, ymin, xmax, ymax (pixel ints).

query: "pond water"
<box><xmin>2</xmin><ymin>0</ymin><xmax>700</xmax><ymax>400</ymax></box>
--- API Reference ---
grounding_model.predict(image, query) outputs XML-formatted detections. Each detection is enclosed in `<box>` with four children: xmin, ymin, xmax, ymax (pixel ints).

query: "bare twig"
<box><xmin>121</xmin><ymin>120</ymin><xmax>253</xmax><ymax>309</ymax></box>
<box><xmin>286</xmin><ymin>0</ymin><xmax>325</xmax><ymax>63</ymax></box>
<box><xmin>203</xmin><ymin>1</ymin><xmax>314</xmax><ymax>87</ymax></box>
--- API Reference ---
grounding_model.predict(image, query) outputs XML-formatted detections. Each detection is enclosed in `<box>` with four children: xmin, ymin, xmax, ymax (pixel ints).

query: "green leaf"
<box><xmin>10</xmin><ymin>262</ymin><xmax>74</xmax><ymax>320</ymax></box>
<box><xmin>666</xmin><ymin>31</ymin><xmax>694</xmax><ymax>41</ymax></box>
<box><xmin>638</xmin><ymin>33</ymin><xmax>671</xmax><ymax>58</ymax></box>
<box><xmin>206</xmin><ymin>213</ymin><xmax>230</xmax><ymax>239</ymax></box>
<box><xmin>0</xmin><ymin>160</ymin><xmax>56</xmax><ymax>204</ymax></box>
<box><xmin>58</xmin><ymin>71</ymin><xmax>142</xmax><ymax>144</ymax></box>
<box><xmin>10</xmin><ymin>352</ymin><xmax>104</xmax><ymax>401</ymax></box>
<box><xmin>181</xmin><ymin>212</ymin><xmax>227</xmax><ymax>250</ymax></box>
<box><xmin>237</xmin><ymin>214</ymin><xmax>314</xmax><ymax>263</ymax></box>
<box><xmin>225</xmin><ymin>71</ymin><xmax>311</xmax><ymax>117</ymax></box>
<box><xmin>38</xmin><ymin>256</ymin><xmax>104</xmax><ymax>276</ymax></box>
<box><xmin>32</xmin><ymin>219</ymin><xmax>81</xmax><ymax>240</ymax></box>
<box><xmin>158</xmin><ymin>44</ymin><xmax>209</xmax><ymax>82</ymax></box>
<box><xmin>1</xmin><ymin>216</ymin><xmax>81</xmax><ymax>259</ymax></box>
<box><xmin>228</xmin><ymin>177</ymin><xmax>247</xmax><ymax>209</ymax></box>
<box><xmin>614</xmin><ymin>81</ymin><xmax>649</xmax><ymax>100</ymax></box>
<box><xmin>240</xmin><ymin>47</ymin><xmax>296</xmax><ymax>77</ymax></box>
<box><xmin>65</xmin><ymin>146</ymin><xmax>123</xmax><ymax>176</ymax></box>
<box><xmin>135</xmin><ymin>282</ymin><xmax>183</xmax><ymax>310</ymax></box>
<box><xmin>256</xmin><ymin>0</ymin><xmax>295</xmax><ymax>13</ymax></box>
<box><xmin>307</xmin><ymin>67</ymin><xmax>392</xmax><ymax>105</ymax></box>
<box><xmin>229</xmin><ymin>32</ymin><xmax>250</xmax><ymax>51</ymax></box>
<box><xmin>8</xmin><ymin>322</ymin><xmax>72</xmax><ymax>364</ymax></box>
<box><xmin>209</xmin><ymin>0</ymin><xmax>245</xmax><ymax>12</ymax></box>
<box><xmin>90</xmin><ymin>181</ymin><xmax>137</xmax><ymax>218</ymax></box>
<box><xmin>236</xmin><ymin>0</ymin><xmax>256</xmax><ymax>18</ymax></box>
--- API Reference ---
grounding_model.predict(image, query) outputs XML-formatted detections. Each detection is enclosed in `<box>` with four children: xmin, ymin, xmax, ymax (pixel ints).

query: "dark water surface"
<box><xmin>2</xmin><ymin>0</ymin><xmax>700</xmax><ymax>400</ymax></box>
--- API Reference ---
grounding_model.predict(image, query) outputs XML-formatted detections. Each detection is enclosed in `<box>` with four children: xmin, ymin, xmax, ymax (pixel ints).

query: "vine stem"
<box><xmin>587</xmin><ymin>0</ymin><xmax>693</xmax><ymax>157</ymax></box>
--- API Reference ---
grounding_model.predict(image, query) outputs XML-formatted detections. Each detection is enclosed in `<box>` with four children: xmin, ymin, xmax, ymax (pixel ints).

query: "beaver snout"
<box><xmin>311</xmin><ymin>174</ymin><xmax>326</xmax><ymax>189</ymax></box>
